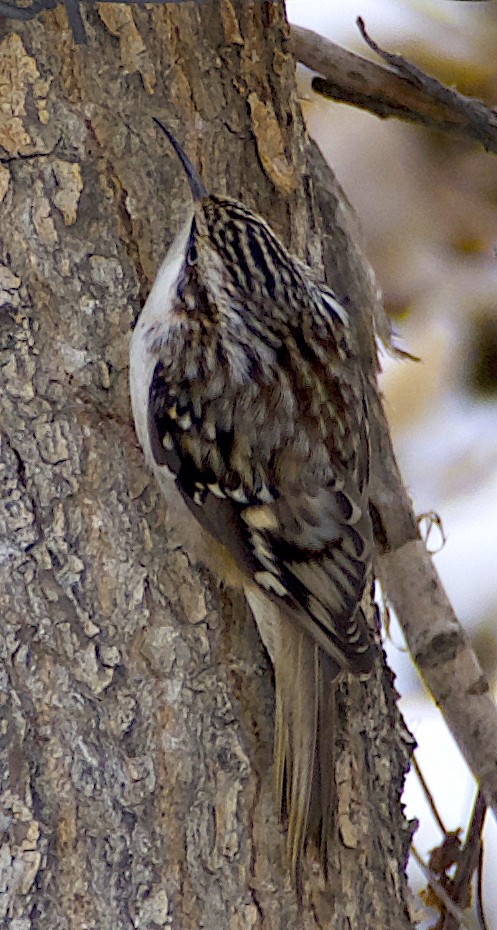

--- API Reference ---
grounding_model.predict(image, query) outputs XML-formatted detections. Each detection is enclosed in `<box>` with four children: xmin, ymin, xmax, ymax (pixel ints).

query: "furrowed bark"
<box><xmin>0</xmin><ymin>2</ymin><xmax>414</xmax><ymax>926</ymax></box>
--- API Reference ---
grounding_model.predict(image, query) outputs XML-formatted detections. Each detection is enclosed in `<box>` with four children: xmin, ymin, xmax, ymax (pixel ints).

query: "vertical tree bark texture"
<box><xmin>0</xmin><ymin>2</ymin><xmax>414</xmax><ymax>927</ymax></box>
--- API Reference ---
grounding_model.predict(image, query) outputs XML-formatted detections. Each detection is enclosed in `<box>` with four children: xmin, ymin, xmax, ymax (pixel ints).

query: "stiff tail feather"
<box><xmin>245</xmin><ymin>588</ymin><xmax>340</xmax><ymax>893</ymax></box>
<box><xmin>274</xmin><ymin>623</ymin><xmax>339</xmax><ymax>893</ymax></box>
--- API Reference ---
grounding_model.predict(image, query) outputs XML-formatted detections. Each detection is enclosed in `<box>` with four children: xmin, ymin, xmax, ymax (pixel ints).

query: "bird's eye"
<box><xmin>187</xmin><ymin>243</ymin><xmax>198</xmax><ymax>265</ymax></box>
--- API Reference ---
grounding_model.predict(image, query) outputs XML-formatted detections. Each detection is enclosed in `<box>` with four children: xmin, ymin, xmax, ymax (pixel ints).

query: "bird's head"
<box><xmin>153</xmin><ymin>118</ymin><xmax>229</xmax><ymax>286</ymax></box>
<box><xmin>152</xmin><ymin>117</ymin><xmax>292</xmax><ymax>314</ymax></box>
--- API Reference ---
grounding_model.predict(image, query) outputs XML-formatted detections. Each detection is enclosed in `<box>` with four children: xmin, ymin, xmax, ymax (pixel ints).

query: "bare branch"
<box><xmin>379</xmin><ymin>539</ymin><xmax>497</xmax><ymax>821</ymax></box>
<box><xmin>290</xmin><ymin>21</ymin><xmax>497</xmax><ymax>154</ymax></box>
<box><xmin>411</xmin><ymin>846</ymin><xmax>473</xmax><ymax>930</ymax></box>
<box><xmin>476</xmin><ymin>843</ymin><xmax>490</xmax><ymax>930</ymax></box>
<box><xmin>441</xmin><ymin>791</ymin><xmax>486</xmax><ymax>930</ymax></box>
<box><xmin>412</xmin><ymin>755</ymin><xmax>448</xmax><ymax>836</ymax></box>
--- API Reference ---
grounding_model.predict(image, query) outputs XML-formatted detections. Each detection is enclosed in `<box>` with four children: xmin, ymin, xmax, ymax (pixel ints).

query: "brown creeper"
<box><xmin>129</xmin><ymin>118</ymin><xmax>375</xmax><ymax>888</ymax></box>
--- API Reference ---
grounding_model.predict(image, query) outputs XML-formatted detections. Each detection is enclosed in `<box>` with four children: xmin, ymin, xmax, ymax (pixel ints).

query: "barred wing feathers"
<box><xmin>147</xmin><ymin>303</ymin><xmax>374</xmax><ymax>675</ymax></box>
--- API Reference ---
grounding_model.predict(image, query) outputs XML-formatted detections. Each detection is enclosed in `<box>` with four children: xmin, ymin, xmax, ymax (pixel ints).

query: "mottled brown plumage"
<box><xmin>130</xmin><ymin>119</ymin><xmax>375</xmax><ymax>890</ymax></box>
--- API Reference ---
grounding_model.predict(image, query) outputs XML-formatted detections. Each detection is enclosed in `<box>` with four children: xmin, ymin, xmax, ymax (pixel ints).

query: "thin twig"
<box><xmin>290</xmin><ymin>21</ymin><xmax>497</xmax><ymax>156</ymax></box>
<box><xmin>413</xmin><ymin>755</ymin><xmax>448</xmax><ymax>836</ymax></box>
<box><xmin>441</xmin><ymin>791</ymin><xmax>487</xmax><ymax>930</ymax></box>
<box><xmin>357</xmin><ymin>16</ymin><xmax>497</xmax><ymax>152</ymax></box>
<box><xmin>379</xmin><ymin>537</ymin><xmax>497</xmax><ymax>822</ymax></box>
<box><xmin>476</xmin><ymin>842</ymin><xmax>489</xmax><ymax>930</ymax></box>
<box><xmin>411</xmin><ymin>846</ymin><xmax>473</xmax><ymax>930</ymax></box>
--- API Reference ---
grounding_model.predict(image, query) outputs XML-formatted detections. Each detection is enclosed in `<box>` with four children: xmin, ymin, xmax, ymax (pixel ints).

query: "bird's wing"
<box><xmin>147</xmin><ymin>355</ymin><xmax>374</xmax><ymax>674</ymax></box>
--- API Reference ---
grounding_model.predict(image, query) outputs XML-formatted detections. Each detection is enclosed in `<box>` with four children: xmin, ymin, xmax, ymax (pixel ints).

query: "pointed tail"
<box><xmin>245</xmin><ymin>587</ymin><xmax>340</xmax><ymax>892</ymax></box>
<box><xmin>274</xmin><ymin>623</ymin><xmax>339</xmax><ymax>891</ymax></box>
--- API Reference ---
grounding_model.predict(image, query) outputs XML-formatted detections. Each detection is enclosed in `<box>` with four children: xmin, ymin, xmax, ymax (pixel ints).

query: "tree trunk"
<box><xmin>0</xmin><ymin>2</ymin><xmax>414</xmax><ymax>927</ymax></box>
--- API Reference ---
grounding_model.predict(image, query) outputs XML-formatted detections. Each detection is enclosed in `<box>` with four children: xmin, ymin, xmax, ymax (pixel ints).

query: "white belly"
<box><xmin>129</xmin><ymin>216</ymin><xmax>192</xmax><ymax>467</ymax></box>
<box><xmin>129</xmin><ymin>317</ymin><xmax>159</xmax><ymax>468</ymax></box>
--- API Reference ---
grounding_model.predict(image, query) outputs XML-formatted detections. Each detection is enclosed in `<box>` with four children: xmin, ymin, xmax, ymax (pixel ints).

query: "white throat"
<box><xmin>129</xmin><ymin>215</ymin><xmax>193</xmax><ymax>463</ymax></box>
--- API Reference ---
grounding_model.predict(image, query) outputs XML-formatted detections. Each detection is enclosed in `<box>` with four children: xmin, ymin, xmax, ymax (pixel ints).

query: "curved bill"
<box><xmin>153</xmin><ymin>117</ymin><xmax>208</xmax><ymax>202</ymax></box>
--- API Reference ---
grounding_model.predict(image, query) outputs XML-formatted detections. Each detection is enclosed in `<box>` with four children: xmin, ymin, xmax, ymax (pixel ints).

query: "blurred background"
<box><xmin>287</xmin><ymin>0</ymin><xmax>497</xmax><ymax>925</ymax></box>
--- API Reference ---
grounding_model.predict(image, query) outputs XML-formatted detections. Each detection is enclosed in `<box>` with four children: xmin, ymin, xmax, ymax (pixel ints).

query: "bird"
<box><xmin>129</xmin><ymin>117</ymin><xmax>376</xmax><ymax>892</ymax></box>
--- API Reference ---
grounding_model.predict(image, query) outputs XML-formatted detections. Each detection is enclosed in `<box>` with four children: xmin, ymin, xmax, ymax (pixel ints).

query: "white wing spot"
<box><xmin>347</xmin><ymin>624</ymin><xmax>362</xmax><ymax>644</ymax></box>
<box><xmin>256</xmin><ymin>484</ymin><xmax>274</xmax><ymax>504</ymax></box>
<box><xmin>204</xmin><ymin>420</ymin><xmax>216</xmax><ymax>441</ymax></box>
<box><xmin>228</xmin><ymin>485</ymin><xmax>249</xmax><ymax>504</ymax></box>
<box><xmin>243</xmin><ymin>506</ymin><xmax>278</xmax><ymax>531</ymax></box>
<box><xmin>162</xmin><ymin>433</ymin><xmax>174</xmax><ymax>451</ymax></box>
<box><xmin>208</xmin><ymin>482</ymin><xmax>226</xmax><ymax>499</ymax></box>
<box><xmin>178</xmin><ymin>412</ymin><xmax>192</xmax><ymax>430</ymax></box>
<box><xmin>256</xmin><ymin>540</ymin><xmax>274</xmax><ymax>563</ymax></box>
<box><xmin>255</xmin><ymin>571</ymin><xmax>287</xmax><ymax>597</ymax></box>
<box><xmin>252</xmin><ymin>532</ymin><xmax>281</xmax><ymax>573</ymax></box>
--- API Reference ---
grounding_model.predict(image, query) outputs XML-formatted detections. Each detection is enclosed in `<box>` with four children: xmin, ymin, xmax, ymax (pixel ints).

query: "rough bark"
<box><xmin>0</xmin><ymin>2</ymin><xmax>414</xmax><ymax>927</ymax></box>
